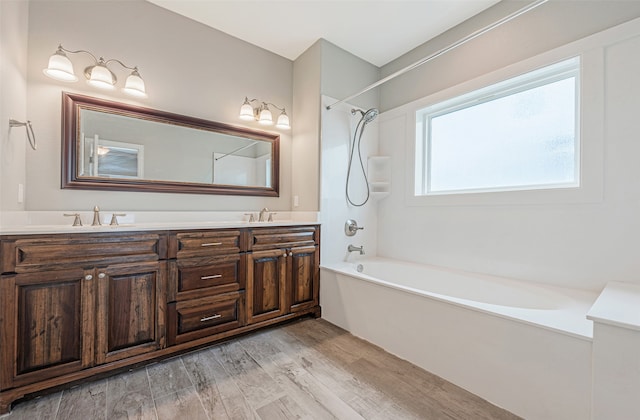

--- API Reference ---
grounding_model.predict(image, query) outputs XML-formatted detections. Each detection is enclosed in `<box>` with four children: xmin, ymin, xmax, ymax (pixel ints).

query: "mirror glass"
<box><xmin>62</xmin><ymin>92</ymin><xmax>280</xmax><ymax>196</ymax></box>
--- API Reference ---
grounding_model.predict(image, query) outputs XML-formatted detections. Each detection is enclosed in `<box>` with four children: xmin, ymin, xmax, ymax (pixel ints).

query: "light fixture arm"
<box><xmin>264</xmin><ymin>102</ymin><xmax>286</xmax><ymax>113</ymax></box>
<box><xmin>104</xmin><ymin>58</ymin><xmax>140</xmax><ymax>73</ymax></box>
<box><xmin>57</xmin><ymin>44</ymin><xmax>99</xmax><ymax>63</ymax></box>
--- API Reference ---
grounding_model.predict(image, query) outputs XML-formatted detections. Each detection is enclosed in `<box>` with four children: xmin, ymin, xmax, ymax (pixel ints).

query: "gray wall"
<box><xmin>1</xmin><ymin>0</ymin><xmax>29</xmax><ymax>214</ymax></box>
<box><xmin>26</xmin><ymin>0</ymin><xmax>292</xmax><ymax>211</ymax></box>
<box><xmin>292</xmin><ymin>39</ymin><xmax>380</xmax><ymax>212</ymax></box>
<box><xmin>380</xmin><ymin>0</ymin><xmax>640</xmax><ymax>111</ymax></box>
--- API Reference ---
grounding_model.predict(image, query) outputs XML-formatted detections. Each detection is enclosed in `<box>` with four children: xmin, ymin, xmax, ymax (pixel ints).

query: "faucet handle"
<box><xmin>268</xmin><ymin>212</ymin><xmax>277</xmax><ymax>222</ymax></box>
<box><xmin>244</xmin><ymin>213</ymin><xmax>256</xmax><ymax>223</ymax></box>
<box><xmin>110</xmin><ymin>213</ymin><xmax>126</xmax><ymax>226</ymax></box>
<box><xmin>64</xmin><ymin>213</ymin><xmax>82</xmax><ymax>226</ymax></box>
<box><xmin>92</xmin><ymin>206</ymin><xmax>101</xmax><ymax>226</ymax></box>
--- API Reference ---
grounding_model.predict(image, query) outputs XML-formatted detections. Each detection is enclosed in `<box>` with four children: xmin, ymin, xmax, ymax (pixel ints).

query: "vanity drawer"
<box><xmin>0</xmin><ymin>233</ymin><xmax>165</xmax><ymax>274</ymax></box>
<box><xmin>249</xmin><ymin>226</ymin><xmax>318</xmax><ymax>251</ymax></box>
<box><xmin>171</xmin><ymin>230</ymin><xmax>243</xmax><ymax>258</ymax></box>
<box><xmin>168</xmin><ymin>254</ymin><xmax>245</xmax><ymax>301</ymax></box>
<box><xmin>167</xmin><ymin>291</ymin><xmax>244</xmax><ymax>345</ymax></box>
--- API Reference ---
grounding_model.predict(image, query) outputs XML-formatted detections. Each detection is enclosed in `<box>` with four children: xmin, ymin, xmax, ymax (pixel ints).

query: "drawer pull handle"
<box><xmin>201</xmin><ymin>242</ymin><xmax>223</xmax><ymax>247</ymax></box>
<box><xmin>200</xmin><ymin>314</ymin><xmax>222</xmax><ymax>322</ymax></box>
<box><xmin>201</xmin><ymin>274</ymin><xmax>222</xmax><ymax>280</ymax></box>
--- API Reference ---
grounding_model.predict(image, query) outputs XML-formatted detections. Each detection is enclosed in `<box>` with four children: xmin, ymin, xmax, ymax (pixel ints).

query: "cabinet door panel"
<box><xmin>1</xmin><ymin>270</ymin><xmax>94</xmax><ymax>389</ymax></box>
<box><xmin>246</xmin><ymin>249</ymin><xmax>287</xmax><ymax>324</ymax></box>
<box><xmin>290</xmin><ymin>246</ymin><xmax>319</xmax><ymax>312</ymax></box>
<box><xmin>96</xmin><ymin>262</ymin><xmax>166</xmax><ymax>364</ymax></box>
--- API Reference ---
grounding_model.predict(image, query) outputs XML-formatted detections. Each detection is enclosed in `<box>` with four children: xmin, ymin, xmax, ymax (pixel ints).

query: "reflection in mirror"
<box><xmin>62</xmin><ymin>92</ymin><xmax>279</xmax><ymax>196</ymax></box>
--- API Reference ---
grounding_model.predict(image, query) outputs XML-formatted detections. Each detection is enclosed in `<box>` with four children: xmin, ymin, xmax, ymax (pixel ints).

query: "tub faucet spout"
<box><xmin>348</xmin><ymin>244</ymin><xmax>365</xmax><ymax>255</ymax></box>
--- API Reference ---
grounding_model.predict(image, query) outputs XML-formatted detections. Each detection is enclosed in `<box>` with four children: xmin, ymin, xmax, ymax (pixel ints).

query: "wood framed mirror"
<box><xmin>61</xmin><ymin>92</ymin><xmax>280</xmax><ymax>196</ymax></box>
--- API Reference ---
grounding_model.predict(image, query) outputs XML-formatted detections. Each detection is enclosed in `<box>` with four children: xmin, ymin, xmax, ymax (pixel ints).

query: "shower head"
<box><xmin>351</xmin><ymin>108</ymin><xmax>379</xmax><ymax>124</ymax></box>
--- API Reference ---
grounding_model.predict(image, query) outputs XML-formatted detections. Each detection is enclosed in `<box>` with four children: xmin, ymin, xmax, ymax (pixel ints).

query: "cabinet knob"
<box><xmin>98</xmin><ymin>273</ymin><xmax>106</xmax><ymax>279</ymax></box>
<box><xmin>283</xmin><ymin>252</ymin><xmax>287</xmax><ymax>258</ymax></box>
<box><xmin>85</xmin><ymin>274</ymin><xmax>93</xmax><ymax>280</ymax></box>
<box><xmin>289</xmin><ymin>252</ymin><xmax>293</xmax><ymax>257</ymax></box>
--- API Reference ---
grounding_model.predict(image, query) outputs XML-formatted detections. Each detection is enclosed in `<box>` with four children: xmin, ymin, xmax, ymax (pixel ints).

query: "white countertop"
<box><xmin>0</xmin><ymin>211</ymin><xmax>320</xmax><ymax>235</ymax></box>
<box><xmin>587</xmin><ymin>281</ymin><xmax>640</xmax><ymax>331</ymax></box>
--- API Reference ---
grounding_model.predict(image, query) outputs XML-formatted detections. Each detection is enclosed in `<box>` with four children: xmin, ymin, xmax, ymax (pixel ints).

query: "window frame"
<box><xmin>398</xmin><ymin>48</ymin><xmax>604</xmax><ymax>207</ymax></box>
<box><xmin>416</xmin><ymin>57</ymin><xmax>581</xmax><ymax>196</ymax></box>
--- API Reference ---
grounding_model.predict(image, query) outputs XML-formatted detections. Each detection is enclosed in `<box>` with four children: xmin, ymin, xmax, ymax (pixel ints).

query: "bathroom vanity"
<box><xmin>0</xmin><ymin>223</ymin><xmax>320</xmax><ymax>413</ymax></box>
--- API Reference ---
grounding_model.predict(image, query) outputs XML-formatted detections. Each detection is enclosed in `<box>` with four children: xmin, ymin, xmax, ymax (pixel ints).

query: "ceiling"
<box><xmin>147</xmin><ymin>0</ymin><xmax>501</xmax><ymax>67</ymax></box>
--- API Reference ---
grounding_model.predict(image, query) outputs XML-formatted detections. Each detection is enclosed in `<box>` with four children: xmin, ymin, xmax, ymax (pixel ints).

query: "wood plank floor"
<box><xmin>1</xmin><ymin>319</ymin><xmax>520</xmax><ymax>419</ymax></box>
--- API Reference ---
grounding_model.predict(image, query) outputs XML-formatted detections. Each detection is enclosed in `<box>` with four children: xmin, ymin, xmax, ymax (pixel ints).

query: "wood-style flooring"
<box><xmin>1</xmin><ymin>319</ymin><xmax>520</xmax><ymax>419</ymax></box>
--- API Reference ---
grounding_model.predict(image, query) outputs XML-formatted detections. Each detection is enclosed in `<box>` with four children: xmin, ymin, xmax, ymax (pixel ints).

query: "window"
<box><xmin>415</xmin><ymin>57</ymin><xmax>580</xmax><ymax>196</ymax></box>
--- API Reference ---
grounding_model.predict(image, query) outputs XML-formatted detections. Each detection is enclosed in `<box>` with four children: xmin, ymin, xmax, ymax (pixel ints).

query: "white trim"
<box><xmin>416</xmin><ymin>57</ymin><xmax>580</xmax><ymax>197</ymax></box>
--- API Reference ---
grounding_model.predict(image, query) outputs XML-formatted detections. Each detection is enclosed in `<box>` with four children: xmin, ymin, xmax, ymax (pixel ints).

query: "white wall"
<box><xmin>25</xmin><ymin>0</ymin><xmax>292</xmax><ymax>212</ymax></box>
<box><xmin>0</xmin><ymin>0</ymin><xmax>29</xmax><ymax>215</ymax></box>
<box><xmin>320</xmin><ymin>96</ymin><xmax>379</xmax><ymax>264</ymax></box>
<box><xmin>376</xmin><ymin>18</ymin><xmax>640</xmax><ymax>292</ymax></box>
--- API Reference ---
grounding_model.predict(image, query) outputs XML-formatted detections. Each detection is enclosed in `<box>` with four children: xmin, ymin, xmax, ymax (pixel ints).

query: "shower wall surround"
<box><xmin>376</xmin><ymin>17</ymin><xmax>640</xmax><ymax>291</ymax></box>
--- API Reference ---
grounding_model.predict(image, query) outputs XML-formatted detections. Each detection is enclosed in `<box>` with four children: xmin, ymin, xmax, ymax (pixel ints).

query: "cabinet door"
<box><xmin>0</xmin><ymin>269</ymin><xmax>94</xmax><ymax>389</ymax></box>
<box><xmin>246</xmin><ymin>249</ymin><xmax>287</xmax><ymax>324</ymax></box>
<box><xmin>289</xmin><ymin>245</ymin><xmax>319</xmax><ymax>312</ymax></box>
<box><xmin>95</xmin><ymin>261</ymin><xmax>166</xmax><ymax>365</ymax></box>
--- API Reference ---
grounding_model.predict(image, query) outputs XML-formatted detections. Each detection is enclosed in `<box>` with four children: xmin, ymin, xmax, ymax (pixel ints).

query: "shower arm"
<box><xmin>326</xmin><ymin>0</ymin><xmax>548</xmax><ymax>111</ymax></box>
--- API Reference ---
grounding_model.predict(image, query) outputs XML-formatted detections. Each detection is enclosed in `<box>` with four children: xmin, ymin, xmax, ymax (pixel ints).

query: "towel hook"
<box><xmin>9</xmin><ymin>119</ymin><xmax>37</xmax><ymax>150</ymax></box>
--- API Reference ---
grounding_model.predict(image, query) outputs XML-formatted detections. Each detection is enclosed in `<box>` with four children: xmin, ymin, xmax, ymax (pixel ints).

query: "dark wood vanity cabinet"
<box><xmin>166</xmin><ymin>230</ymin><xmax>246</xmax><ymax>345</ymax></box>
<box><xmin>247</xmin><ymin>226</ymin><xmax>320</xmax><ymax>324</ymax></box>
<box><xmin>0</xmin><ymin>224</ymin><xmax>320</xmax><ymax>414</ymax></box>
<box><xmin>0</xmin><ymin>234</ymin><xmax>166</xmax><ymax>393</ymax></box>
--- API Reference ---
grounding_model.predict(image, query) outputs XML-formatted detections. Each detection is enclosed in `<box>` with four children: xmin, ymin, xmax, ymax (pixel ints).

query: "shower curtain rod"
<box><xmin>325</xmin><ymin>0</ymin><xmax>548</xmax><ymax>111</ymax></box>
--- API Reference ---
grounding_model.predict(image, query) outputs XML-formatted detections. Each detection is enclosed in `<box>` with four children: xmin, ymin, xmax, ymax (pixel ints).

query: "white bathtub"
<box><xmin>320</xmin><ymin>258</ymin><xmax>599</xmax><ymax>420</ymax></box>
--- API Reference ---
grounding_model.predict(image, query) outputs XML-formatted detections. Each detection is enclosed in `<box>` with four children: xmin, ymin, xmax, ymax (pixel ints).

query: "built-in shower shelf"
<box><xmin>370</xmin><ymin>191</ymin><xmax>390</xmax><ymax>199</ymax></box>
<box><xmin>368</xmin><ymin>156</ymin><xmax>391</xmax><ymax>199</ymax></box>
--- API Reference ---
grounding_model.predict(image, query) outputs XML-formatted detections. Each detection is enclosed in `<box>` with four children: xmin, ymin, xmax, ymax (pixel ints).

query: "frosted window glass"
<box><xmin>417</xmin><ymin>58</ymin><xmax>579</xmax><ymax>196</ymax></box>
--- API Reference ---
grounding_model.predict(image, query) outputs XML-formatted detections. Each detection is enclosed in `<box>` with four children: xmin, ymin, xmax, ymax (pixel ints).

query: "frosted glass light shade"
<box><xmin>87</xmin><ymin>64</ymin><xmax>115</xmax><ymax>89</ymax></box>
<box><xmin>123</xmin><ymin>71</ymin><xmax>147</xmax><ymax>97</ymax></box>
<box><xmin>239</xmin><ymin>103</ymin><xmax>255</xmax><ymax>120</ymax></box>
<box><xmin>276</xmin><ymin>112</ymin><xmax>290</xmax><ymax>129</ymax></box>
<box><xmin>258</xmin><ymin>108</ymin><xmax>273</xmax><ymax>125</ymax></box>
<box><xmin>43</xmin><ymin>51</ymin><xmax>78</xmax><ymax>82</ymax></box>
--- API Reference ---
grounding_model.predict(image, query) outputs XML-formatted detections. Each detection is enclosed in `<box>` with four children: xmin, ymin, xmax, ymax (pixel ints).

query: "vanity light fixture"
<box><xmin>239</xmin><ymin>97</ymin><xmax>290</xmax><ymax>130</ymax></box>
<box><xmin>43</xmin><ymin>44</ymin><xmax>147</xmax><ymax>98</ymax></box>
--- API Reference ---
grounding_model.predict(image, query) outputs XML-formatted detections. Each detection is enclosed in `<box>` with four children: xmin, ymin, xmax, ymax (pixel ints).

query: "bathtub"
<box><xmin>320</xmin><ymin>258</ymin><xmax>599</xmax><ymax>420</ymax></box>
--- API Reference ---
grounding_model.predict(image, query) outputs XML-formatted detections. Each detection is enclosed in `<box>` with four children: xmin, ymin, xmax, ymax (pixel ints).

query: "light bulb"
<box><xmin>123</xmin><ymin>69</ymin><xmax>147</xmax><ymax>97</ymax></box>
<box><xmin>87</xmin><ymin>63</ymin><xmax>115</xmax><ymax>89</ymax></box>
<box><xmin>43</xmin><ymin>48</ymin><xmax>77</xmax><ymax>82</ymax></box>
<box><xmin>239</xmin><ymin>98</ymin><xmax>255</xmax><ymax>120</ymax></box>
<box><xmin>276</xmin><ymin>112</ymin><xmax>290</xmax><ymax>129</ymax></box>
<box><xmin>258</xmin><ymin>107</ymin><xmax>273</xmax><ymax>125</ymax></box>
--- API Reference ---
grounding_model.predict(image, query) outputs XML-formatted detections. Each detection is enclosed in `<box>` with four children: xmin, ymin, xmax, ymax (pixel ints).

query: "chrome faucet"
<box><xmin>259</xmin><ymin>207</ymin><xmax>269</xmax><ymax>222</ymax></box>
<box><xmin>348</xmin><ymin>244</ymin><xmax>365</xmax><ymax>255</ymax></box>
<box><xmin>92</xmin><ymin>206</ymin><xmax>102</xmax><ymax>226</ymax></box>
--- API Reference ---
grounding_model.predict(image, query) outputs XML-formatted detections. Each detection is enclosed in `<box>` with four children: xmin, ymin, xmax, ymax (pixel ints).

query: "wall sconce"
<box><xmin>43</xmin><ymin>44</ymin><xmax>147</xmax><ymax>98</ymax></box>
<box><xmin>239</xmin><ymin>97</ymin><xmax>290</xmax><ymax>130</ymax></box>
